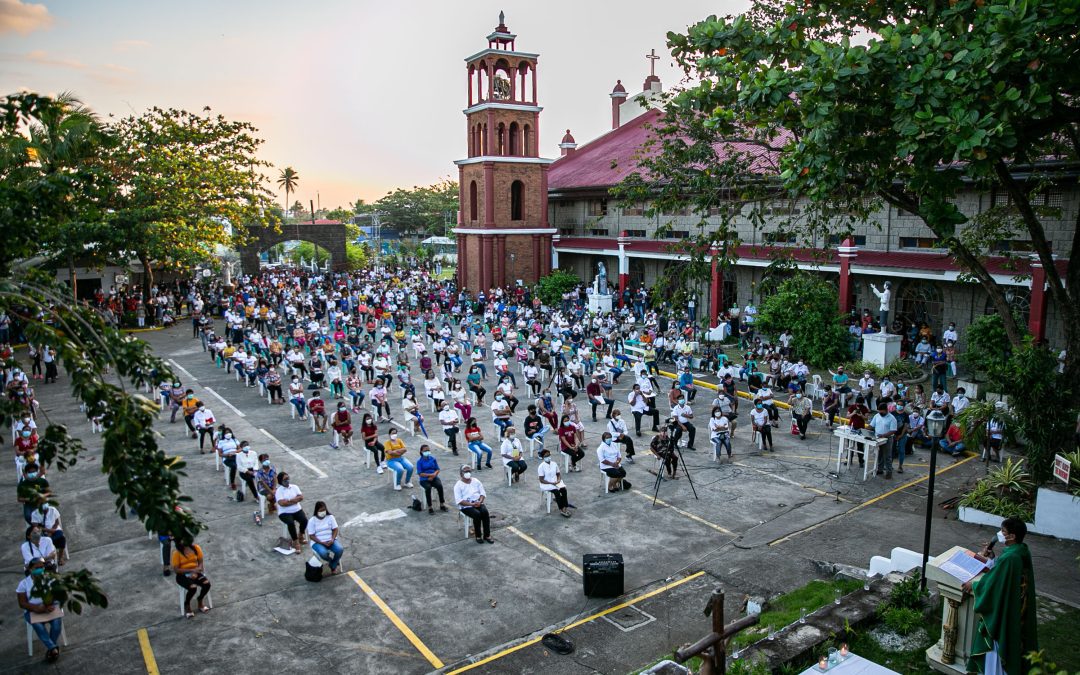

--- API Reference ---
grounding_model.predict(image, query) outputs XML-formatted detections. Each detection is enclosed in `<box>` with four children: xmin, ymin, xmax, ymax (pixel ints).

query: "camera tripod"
<box><xmin>651</xmin><ymin>435</ymin><xmax>699</xmax><ymax>505</ymax></box>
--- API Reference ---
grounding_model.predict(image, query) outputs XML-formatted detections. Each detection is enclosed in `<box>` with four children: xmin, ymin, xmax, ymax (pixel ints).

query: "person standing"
<box><xmin>869</xmin><ymin>403</ymin><xmax>898</xmax><ymax>479</ymax></box>
<box><xmin>455</xmin><ymin>465</ymin><xmax>493</xmax><ymax>544</ymax></box>
<box><xmin>962</xmin><ymin>518</ymin><xmax>1038</xmax><ymax>675</ymax></box>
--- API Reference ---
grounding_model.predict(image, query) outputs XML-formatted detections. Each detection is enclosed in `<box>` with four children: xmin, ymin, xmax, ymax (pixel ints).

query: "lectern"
<box><xmin>924</xmin><ymin>546</ymin><xmax>986</xmax><ymax>674</ymax></box>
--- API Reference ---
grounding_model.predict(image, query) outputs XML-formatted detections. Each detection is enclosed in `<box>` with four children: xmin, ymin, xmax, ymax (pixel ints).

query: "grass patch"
<box><xmin>731</xmin><ymin>579</ymin><xmax>863</xmax><ymax>648</ymax></box>
<box><xmin>839</xmin><ymin>615</ymin><xmax>941</xmax><ymax>675</ymax></box>
<box><xmin>1039</xmin><ymin>606</ymin><xmax>1080</xmax><ymax>673</ymax></box>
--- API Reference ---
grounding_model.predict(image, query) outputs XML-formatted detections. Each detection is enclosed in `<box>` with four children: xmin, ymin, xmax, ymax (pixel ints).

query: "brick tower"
<box><xmin>454</xmin><ymin>13</ymin><xmax>555</xmax><ymax>293</ymax></box>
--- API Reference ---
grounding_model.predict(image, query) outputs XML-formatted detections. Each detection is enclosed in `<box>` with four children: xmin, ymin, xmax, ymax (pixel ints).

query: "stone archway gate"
<box><xmin>238</xmin><ymin>221</ymin><xmax>348</xmax><ymax>275</ymax></box>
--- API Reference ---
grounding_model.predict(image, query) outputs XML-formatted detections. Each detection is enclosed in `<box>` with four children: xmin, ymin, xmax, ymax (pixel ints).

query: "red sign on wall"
<box><xmin>1053</xmin><ymin>454</ymin><xmax>1071</xmax><ymax>484</ymax></box>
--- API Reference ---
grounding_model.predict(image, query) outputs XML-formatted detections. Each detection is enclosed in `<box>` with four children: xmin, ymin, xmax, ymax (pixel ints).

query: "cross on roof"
<box><xmin>646</xmin><ymin>48</ymin><xmax>660</xmax><ymax>77</ymax></box>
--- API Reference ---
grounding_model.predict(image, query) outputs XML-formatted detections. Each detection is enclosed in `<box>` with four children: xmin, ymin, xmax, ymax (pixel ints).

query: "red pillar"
<box><xmin>709</xmin><ymin>246</ymin><xmax>722</xmax><ymax>328</ymax></box>
<box><xmin>837</xmin><ymin>238</ymin><xmax>858</xmax><ymax>315</ymax></box>
<box><xmin>1028</xmin><ymin>255</ymin><xmax>1049</xmax><ymax>342</ymax></box>
<box><xmin>458</xmin><ymin>235</ymin><xmax>468</xmax><ymax>289</ymax></box>
<box><xmin>532</xmin><ymin>234</ymin><xmax>541</xmax><ymax>282</ymax></box>
<box><xmin>496</xmin><ymin>235</ymin><xmax>506</xmax><ymax>287</ymax></box>
<box><xmin>482</xmin><ymin>235</ymin><xmax>494</xmax><ymax>291</ymax></box>
<box><xmin>483</xmin><ymin>161</ymin><xmax>495</xmax><ymax>226</ymax></box>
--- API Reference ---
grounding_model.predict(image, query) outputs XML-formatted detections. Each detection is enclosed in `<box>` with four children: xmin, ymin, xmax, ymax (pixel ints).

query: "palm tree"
<box><xmin>277</xmin><ymin>167</ymin><xmax>299</xmax><ymax>220</ymax></box>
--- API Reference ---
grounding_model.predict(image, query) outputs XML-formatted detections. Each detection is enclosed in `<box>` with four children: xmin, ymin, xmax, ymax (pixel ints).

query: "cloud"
<box><xmin>113</xmin><ymin>39</ymin><xmax>151</xmax><ymax>52</ymax></box>
<box><xmin>20</xmin><ymin>48</ymin><xmax>86</xmax><ymax>70</ymax></box>
<box><xmin>1</xmin><ymin>50</ymin><xmax>137</xmax><ymax>89</ymax></box>
<box><xmin>0</xmin><ymin>0</ymin><xmax>53</xmax><ymax>35</ymax></box>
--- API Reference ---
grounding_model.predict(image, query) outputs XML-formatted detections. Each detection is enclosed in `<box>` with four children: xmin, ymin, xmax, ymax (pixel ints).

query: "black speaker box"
<box><xmin>582</xmin><ymin>553</ymin><xmax>624</xmax><ymax>597</ymax></box>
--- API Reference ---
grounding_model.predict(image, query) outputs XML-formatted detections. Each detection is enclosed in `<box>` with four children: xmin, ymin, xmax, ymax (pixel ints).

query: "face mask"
<box><xmin>281</xmin><ymin>478</ymin><xmax>290</xmax><ymax>487</ymax></box>
<box><xmin>21</xmin><ymin>430</ymin><xmax>31</xmax><ymax>438</ymax></box>
<box><xmin>26</xmin><ymin>471</ymin><xmax>37</xmax><ymax>479</ymax></box>
<box><xmin>225</xmin><ymin>433</ymin><xmax>233</xmax><ymax>439</ymax></box>
<box><xmin>756</xmin><ymin>404</ymin><xmax>763</xmax><ymax>410</ymax></box>
<box><xmin>316</xmin><ymin>510</ymin><xmax>327</xmax><ymax>518</ymax></box>
<box><xmin>262</xmin><ymin>460</ymin><xmax>271</xmax><ymax>468</ymax></box>
<box><xmin>543</xmin><ymin>456</ymin><xmax>551</xmax><ymax>463</ymax></box>
<box><xmin>187</xmin><ymin>395</ymin><xmax>194</xmax><ymax>400</ymax></box>
<box><xmin>996</xmin><ymin>530</ymin><xmax>1007</xmax><ymax>544</ymax></box>
<box><xmin>796</xmin><ymin>393</ymin><xmax>802</xmax><ymax>398</ymax></box>
<box><xmin>389</xmin><ymin>434</ymin><xmax>398</xmax><ymax>440</ymax></box>
<box><xmin>241</xmin><ymin>446</ymin><xmax>250</xmax><ymax>452</ymax></box>
<box><xmin>462</xmin><ymin>472</ymin><xmax>472</xmax><ymax>479</ymax></box>
<box><xmin>714</xmin><ymin>413</ymin><xmax>722</xmax><ymax>418</ymax></box>
<box><xmin>30</xmin><ymin>567</ymin><xmax>45</xmax><ymax>577</ymax></box>
<box><xmin>677</xmin><ymin>399</ymin><xmax>685</xmax><ymax>405</ymax></box>
<box><xmin>30</xmin><ymin>532</ymin><xmax>41</xmax><ymax>542</ymax></box>
<box><xmin>422</xmin><ymin>451</ymin><xmax>431</xmax><ymax>457</ymax></box>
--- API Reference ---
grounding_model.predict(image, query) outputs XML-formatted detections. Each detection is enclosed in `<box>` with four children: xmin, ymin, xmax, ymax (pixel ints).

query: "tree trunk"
<box><xmin>69</xmin><ymin>255</ymin><xmax>77</xmax><ymax>302</ymax></box>
<box><xmin>138</xmin><ymin>253</ymin><xmax>154</xmax><ymax>303</ymax></box>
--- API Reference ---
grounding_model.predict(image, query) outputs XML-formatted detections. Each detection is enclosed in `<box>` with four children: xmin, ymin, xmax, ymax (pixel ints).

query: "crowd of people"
<box><xmin>7</xmin><ymin>259</ymin><xmax>1004</xmax><ymax>662</ymax></box>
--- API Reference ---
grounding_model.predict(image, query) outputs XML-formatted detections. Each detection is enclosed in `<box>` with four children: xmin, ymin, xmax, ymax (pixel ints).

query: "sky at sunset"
<box><xmin>1</xmin><ymin>0</ymin><xmax>748</xmax><ymax>211</ymax></box>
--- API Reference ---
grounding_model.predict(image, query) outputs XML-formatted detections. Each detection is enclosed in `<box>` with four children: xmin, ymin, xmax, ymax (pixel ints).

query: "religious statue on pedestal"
<box><xmin>871</xmin><ymin>281</ymin><xmax>891</xmax><ymax>330</ymax></box>
<box><xmin>595</xmin><ymin>261</ymin><xmax>609</xmax><ymax>296</ymax></box>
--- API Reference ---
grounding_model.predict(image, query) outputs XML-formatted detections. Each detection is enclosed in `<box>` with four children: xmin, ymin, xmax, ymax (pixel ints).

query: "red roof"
<box><xmin>554</xmin><ymin>237</ymin><xmax>1068</xmax><ymax>277</ymax></box>
<box><xmin>547</xmin><ymin>109</ymin><xmax>782</xmax><ymax>191</ymax></box>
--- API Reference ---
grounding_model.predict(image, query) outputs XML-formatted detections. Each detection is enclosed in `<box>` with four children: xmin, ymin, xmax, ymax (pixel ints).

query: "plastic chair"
<box><xmin>176</xmin><ymin>585</ymin><xmax>213</xmax><ymax>617</ymax></box>
<box><xmin>26</xmin><ymin>620</ymin><xmax>67</xmax><ymax>657</ymax></box>
<box><xmin>460</xmin><ymin>510</ymin><xmax>471</xmax><ymax>538</ymax></box>
<box><xmin>540</xmin><ymin>490</ymin><xmax>553</xmax><ymax>514</ymax></box>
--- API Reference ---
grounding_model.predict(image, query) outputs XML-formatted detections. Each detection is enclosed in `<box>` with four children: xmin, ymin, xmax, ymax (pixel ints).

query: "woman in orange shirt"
<box><xmin>171</xmin><ymin>540</ymin><xmax>212</xmax><ymax>618</ymax></box>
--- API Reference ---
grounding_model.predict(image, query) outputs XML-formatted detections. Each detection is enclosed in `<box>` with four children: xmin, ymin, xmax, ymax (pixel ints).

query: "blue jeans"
<box><xmin>712</xmin><ymin>433</ymin><xmax>731</xmax><ymax>459</ymax></box>
<box><xmin>493</xmin><ymin>417</ymin><xmax>512</xmax><ymax>437</ymax></box>
<box><xmin>26</xmin><ymin>612</ymin><xmax>62</xmax><ymax>650</ymax></box>
<box><xmin>311</xmin><ymin>540</ymin><xmax>344</xmax><ymax>571</ymax></box>
<box><xmin>468</xmin><ymin>440</ymin><xmax>493</xmax><ymax>465</ymax></box>
<box><xmin>291</xmin><ymin>397</ymin><xmax>306</xmax><ymax>418</ymax></box>
<box><xmin>894</xmin><ymin>436</ymin><xmax>908</xmax><ymax>468</ymax></box>
<box><xmin>940</xmin><ymin>439</ymin><xmax>965</xmax><ymax>456</ymax></box>
<box><xmin>387</xmin><ymin>457</ymin><xmax>414</xmax><ymax>484</ymax></box>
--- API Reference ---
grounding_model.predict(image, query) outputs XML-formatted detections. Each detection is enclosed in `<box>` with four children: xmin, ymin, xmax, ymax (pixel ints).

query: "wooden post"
<box><xmin>675</xmin><ymin>587</ymin><xmax>759</xmax><ymax>675</ymax></box>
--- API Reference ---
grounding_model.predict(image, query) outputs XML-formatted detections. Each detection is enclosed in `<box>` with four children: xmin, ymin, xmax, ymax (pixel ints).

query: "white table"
<box><xmin>797</xmin><ymin>652</ymin><xmax>900</xmax><ymax>675</ymax></box>
<box><xmin>833</xmin><ymin>428</ymin><xmax>888</xmax><ymax>481</ymax></box>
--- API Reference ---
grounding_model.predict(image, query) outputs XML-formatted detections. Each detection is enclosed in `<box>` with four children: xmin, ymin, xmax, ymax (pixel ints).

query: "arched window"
<box><xmin>523</xmin><ymin>124</ymin><xmax>532</xmax><ymax>157</ymax></box>
<box><xmin>510</xmin><ymin>180</ymin><xmax>524</xmax><ymax>221</ymax></box>
<box><xmin>984</xmin><ymin>287</ymin><xmax>1030</xmax><ymax>327</ymax></box>
<box><xmin>509</xmin><ymin>122</ymin><xmax>519</xmax><ymax>156</ymax></box>
<box><xmin>896</xmin><ymin>280</ymin><xmax>945</xmax><ymax>333</ymax></box>
<box><xmin>496</xmin><ymin>122</ymin><xmax>506</xmax><ymax>155</ymax></box>
<box><xmin>481</xmin><ymin>123</ymin><xmax>488</xmax><ymax>155</ymax></box>
<box><xmin>469</xmin><ymin>181</ymin><xmax>478</xmax><ymax>222</ymax></box>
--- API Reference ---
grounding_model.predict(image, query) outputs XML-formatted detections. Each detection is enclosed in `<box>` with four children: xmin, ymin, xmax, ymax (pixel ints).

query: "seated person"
<box><xmin>537</xmin><ymin>449</ymin><xmax>572</xmax><ymax>517</ymax></box>
<box><xmin>307</xmin><ymin>390</ymin><xmax>328</xmax><ymax>432</ymax></box>
<box><xmin>940</xmin><ymin>423</ymin><xmax>965</xmax><ymax>456</ymax></box>
<box><xmin>597</xmin><ymin>432</ymin><xmax>631</xmax><ymax>492</ymax></box>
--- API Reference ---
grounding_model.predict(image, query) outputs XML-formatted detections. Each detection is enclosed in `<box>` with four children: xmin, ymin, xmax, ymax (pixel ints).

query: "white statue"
<box><xmin>871</xmin><ymin>281</ymin><xmax>891</xmax><ymax>329</ymax></box>
<box><xmin>596</xmin><ymin>261</ymin><xmax>609</xmax><ymax>296</ymax></box>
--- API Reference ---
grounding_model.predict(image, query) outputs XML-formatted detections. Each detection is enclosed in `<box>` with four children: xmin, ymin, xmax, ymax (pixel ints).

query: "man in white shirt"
<box><xmin>606</xmin><ymin>409</ymin><xmax>635</xmax><ymax>462</ymax></box>
<box><xmin>671</xmin><ymin>397</ymin><xmax>696</xmax><ymax>450</ymax></box>
<box><xmin>438</xmin><ymin>404</ymin><xmax>460</xmax><ymax>455</ymax></box>
<box><xmin>597</xmin><ymin>433</ymin><xmax>630</xmax><ymax>492</ymax></box>
<box><xmin>500</xmin><ymin>426</ymin><xmax>527</xmax><ymax>482</ymax></box>
<box><xmin>869</xmin><ymin>403</ymin><xmax>898</xmax><ymax>479</ymax></box>
<box><xmin>858</xmin><ymin>372</ymin><xmax>876</xmax><ymax>410</ymax></box>
<box><xmin>454</xmin><ymin>465</ymin><xmax>492</xmax><ymax>544</ymax></box>
<box><xmin>491</xmin><ymin>395</ymin><xmax>513</xmax><ymax>438</ymax></box>
<box><xmin>951</xmin><ymin>387</ymin><xmax>970</xmax><ymax>416</ymax></box>
<box><xmin>942</xmin><ymin>322</ymin><xmax>958</xmax><ymax>344</ymax></box>
<box><xmin>537</xmin><ymin>449</ymin><xmax>572</xmax><ymax>517</ymax></box>
<box><xmin>879</xmin><ymin>376</ymin><xmax>896</xmax><ymax>401</ymax></box>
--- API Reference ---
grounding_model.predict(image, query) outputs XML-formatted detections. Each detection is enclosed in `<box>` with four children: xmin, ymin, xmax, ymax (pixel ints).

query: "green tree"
<box><xmin>277</xmin><ymin>166</ymin><xmax>299</xmax><ymax>220</ymax></box>
<box><xmin>618</xmin><ymin>0</ymin><xmax>1080</xmax><ymax>384</ymax></box>
<box><xmin>1</xmin><ymin>92</ymin><xmax>201</xmax><ymax>614</ymax></box>
<box><xmin>345</xmin><ymin>243</ymin><xmax>369</xmax><ymax>271</ymax></box>
<box><xmin>375</xmin><ymin>179</ymin><xmax>458</xmax><ymax>238</ymax></box>
<box><xmin>755</xmin><ymin>274</ymin><xmax>850</xmax><ymax>367</ymax></box>
<box><xmin>103</xmin><ymin>106</ymin><xmax>274</xmax><ymax>296</ymax></box>
<box><xmin>963</xmin><ymin>314</ymin><xmax>1017</xmax><ymax>381</ymax></box>
<box><xmin>326</xmin><ymin>206</ymin><xmax>353</xmax><ymax>223</ymax></box>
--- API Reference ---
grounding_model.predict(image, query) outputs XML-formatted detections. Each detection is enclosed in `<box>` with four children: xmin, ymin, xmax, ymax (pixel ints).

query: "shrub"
<box><xmin>881</xmin><ymin>606</ymin><xmax>923</xmax><ymax>636</ymax></box>
<box><xmin>536</xmin><ymin>270</ymin><xmax>580</xmax><ymax>308</ymax></box>
<box><xmin>960</xmin><ymin>461</ymin><xmax>1036</xmax><ymax>522</ymax></box>
<box><xmin>963</xmin><ymin>314</ymin><xmax>1015</xmax><ymax>381</ymax></box>
<box><xmin>885</xmin><ymin>572</ymin><xmax>927</xmax><ymax>611</ymax></box>
<box><xmin>843</xmin><ymin>360</ymin><xmax>883</xmax><ymax>379</ymax></box>
<box><xmin>884</xmin><ymin>359</ymin><xmax>922</xmax><ymax>381</ymax></box>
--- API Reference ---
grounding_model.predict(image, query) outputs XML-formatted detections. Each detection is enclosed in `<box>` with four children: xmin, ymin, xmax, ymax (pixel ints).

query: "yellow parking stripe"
<box><xmin>137</xmin><ymin>628</ymin><xmax>159</xmax><ymax>675</ymax></box>
<box><xmin>507</xmin><ymin>526</ymin><xmax>582</xmax><ymax>575</ymax></box>
<box><xmin>445</xmin><ymin>571</ymin><xmax>706</xmax><ymax>674</ymax></box>
<box><xmin>348</xmin><ymin>571</ymin><xmax>444</xmax><ymax>669</ymax></box>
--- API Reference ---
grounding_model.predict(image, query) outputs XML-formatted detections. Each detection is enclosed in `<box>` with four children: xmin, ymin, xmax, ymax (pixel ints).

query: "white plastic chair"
<box><xmin>541</xmin><ymin>490</ymin><xmax>553</xmax><ymax>514</ymax></box>
<box><xmin>460</xmin><ymin>511</ymin><xmax>471</xmax><ymax>538</ymax></box>
<box><xmin>177</xmin><ymin>585</ymin><xmax>213</xmax><ymax>617</ymax></box>
<box><xmin>26</xmin><ymin>620</ymin><xmax>67</xmax><ymax>656</ymax></box>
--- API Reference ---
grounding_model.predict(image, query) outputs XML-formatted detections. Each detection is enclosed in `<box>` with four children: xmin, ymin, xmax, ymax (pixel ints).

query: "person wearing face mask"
<box><xmin>17</xmin><ymin>557</ymin><xmax>64</xmax><ymax>662</ymax></box>
<box><xmin>464</xmin><ymin>417</ymin><xmax>494</xmax><ymax>469</ymax></box>
<box><xmin>607</xmin><ymin>409</ymin><xmax>635</xmax><ymax>462</ymax></box>
<box><xmin>858</xmin><ymin>371</ymin><xmax>876</xmax><ymax>411</ymax></box>
<box><xmin>14</xmin><ymin>425</ymin><xmax>39</xmax><ymax>480</ymax></box>
<box><xmin>961</xmin><ymin>518</ymin><xmax>1037</xmax><ymax>675</ymax></box>
<box><xmin>217</xmin><ymin>428</ymin><xmax>239</xmax><ymax>490</ymax></box>
<box><xmin>914</xmin><ymin>337</ymin><xmax>932</xmax><ymax>366</ymax></box>
<box><xmin>491</xmin><ymin>393</ymin><xmax>513</xmax><ymax>438</ymax></box>
<box><xmin>597</xmin><ymin>432</ymin><xmax>631</xmax><ymax>492</ymax></box>
<box><xmin>181</xmin><ymin>390</ymin><xmax>201</xmax><ymax>438</ymax></box>
<box><xmin>586</xmin><ymin>377</ymin><xmax>614</xmax><ymax>422</ymax></box>
<box><xmin>455</xmin><ymin>465</ymin><xmax>493</xmax><ymax>544</ymax></box>
<box><xmin>192</xmin><ymin>402</ymin><xmax>217</xmax><ymax>452</ymax></box>
<box><xmin>235</xmin><ymin>441</ymin><xmax>260</xmax><ymax>502</ymax></box>
<box><xmin>749</xmin><ymin>399</ymin><xmax>773</xmax><ymax>451</ymax></box>
<box><xmin>558</xmin><ymin>414</ymin><xmax>586</xmax><ymax>472</ymax></box>
<box><xmin>500</xmin><ymin>426</ymin><xmax>528</xmax><ymax>483</ymax></box>
<box><xmin>537</xmin><ymin>449</ymin><xmax>572</xmax><ymax>517</ymax></box>
<box><xmin>671</xmin><ymin>395</ymin><xmax>696</xmax><ymax>451</ymax></box>
<box><xmin>887</xmin><ymin>399</ymin><xmax>908</xmax><ymax>474</ymax></box>
<box><xmin>790</xmin><ymin>388</ymin><xmax>814</xmax><ymax>440</ymax></box>
<box><xmin>931</xmin><ymin>345</ymin><xmax>949</xmax><ymax>392</ymax></box>
<box><xmin>22</xmin><ymin>524</ymin><xmax>58</xmax><ymax>570</ymax></box>
<box><xmin>416</xmin><ymin>444</ymin><xmax>449</xmax><ymax>514</ymax></box>
<box><xmin>384</xmin><ymin>429</ymin><xmax>414</xmax><ymax>490</ymax></box>
<box><xmin>869</xmin><ymin>403</ymin><xmax>898</xmax><ymax>479</ymax></box>
<box><xmin>30</xmin><ymin>502</ymin><xmax>66</xmax><ymax>566</ymax></box>
<box><xmin>438</xmin><ymin>403</ymin><xmax>461</xmax><ymax>455</ymax></box>
<box><xmin>709</xmin><ymin>407</ymin><xmax>732</xmax><ymax>461</ymax></box>
<box><xmin>255</xmin><ymin>454</ymin><xmax>277</xmax><ymax>520</ymax></box>
<box><xmin>275</xmin><ymin>473</ymin><xmax>308</xmax><ymax>553</ymax></box>
<box><xmin>18</xmin><ymin>462</ymin><xmax>50</xmax><ymax>524</ymax></box>
<box><xmin>330</xmin><ymin>402</ymin><xmax>353</xmax><ymax>449</ymax></box>
<box><xmin>536</xmin><ymin>389</ymin><xmax>559</xmax><ymax>430</ymax></box>
<box><xmin>307</xmin><ymin>390</ymin><xmax>328</xmax><ymax>433</ymax></box>
<box><xmin>879</xmin><ymin>376</ymin><xmax>896</xmax><ymax>401</ymax></box>
<box><xmin>171</xmin><ymin>539</ymin><xmax>212</xmax><ymax>618</ymax></box>
<box><xmin>306</xmin><ymin>501</ymin><xmax>344</xmax><ymax>575</ymax></box>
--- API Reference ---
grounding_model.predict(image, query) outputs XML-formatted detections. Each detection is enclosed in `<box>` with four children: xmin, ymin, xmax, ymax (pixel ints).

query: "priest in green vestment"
<box><xmin>962</xmin><ymin>517</ymin><xmax>1038</xmax><ymax>674</ymax></box>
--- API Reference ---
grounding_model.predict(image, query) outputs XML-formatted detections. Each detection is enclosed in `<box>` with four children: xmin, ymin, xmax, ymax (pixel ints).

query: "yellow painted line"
<box><xmin>348</xmin><ymin>571</ymin><xmax>444</xmax><ymax>669</ymax></box>
<box><xmin>506</xmin><ymin>526</ymin><xmax>582</xmax><ymax>575</ymax></box>
<box><xmin>784</xmin><ymin>454</ymin><xmax>929</xmax><ymax>468</ymax></box>
<box><xmin>630</xmin><ymin>489</ymin><xmax>735</xmax><ymax>534</ymax></box>
<box><xmin>767</xmin><ymin>454</ymin><xmax>977</xmax><ymax>547</ymax></box>
<box><xmin>445</xmin><ymin>571</ymin><xmax>707</xmax><ymax>675</ymax></box>
<box><xmin>137</xmin><ymin>628</ymin><xmax>159</xmax><ymax>675</ymax></box>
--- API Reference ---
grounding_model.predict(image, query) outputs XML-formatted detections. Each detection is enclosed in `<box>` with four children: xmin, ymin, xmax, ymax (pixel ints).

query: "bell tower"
<box><xmin>454</xmin><ymin>13</ymin><xmax>555</xmax><ymax>292</ymax></box>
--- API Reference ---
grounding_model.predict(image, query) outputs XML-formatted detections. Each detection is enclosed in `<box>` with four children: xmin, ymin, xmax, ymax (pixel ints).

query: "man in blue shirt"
<box><xmin>678</xmin><ymin>367</ymin><xmax>697</xmax><ymax>402</ymax></box>
<box><xmin>869</xmin><ymin>403</ymin><xmax>898</xmax><ymax>479</ymax></box>
<box><xmin>415</xmin><ymin>445</ymin><xmax>448</xmax><ymax>514</ymax></box>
